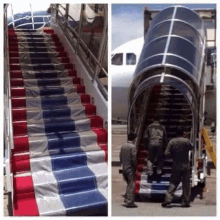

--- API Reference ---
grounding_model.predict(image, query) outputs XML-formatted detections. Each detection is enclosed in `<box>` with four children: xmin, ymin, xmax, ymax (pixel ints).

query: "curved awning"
<box><xmin>134</xmin><ymin>5</ymin><xmax>206</xmax><ymax>86</ymax></box>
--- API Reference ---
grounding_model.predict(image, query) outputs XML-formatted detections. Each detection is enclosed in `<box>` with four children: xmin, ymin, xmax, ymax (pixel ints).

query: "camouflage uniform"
<box><xmin>120</xmin><ymin>141</ymin><xmax>137</xmax><ymax>206</ymax></box>
<box><xmin>164</xmin><ymin>137</ymin><xmax>193</xmax><ymax>205</ymax></box>
<box><xmin>144</xmin><ymin>121</ymin><xmax>167</xmax><ymax>175</ymax></box>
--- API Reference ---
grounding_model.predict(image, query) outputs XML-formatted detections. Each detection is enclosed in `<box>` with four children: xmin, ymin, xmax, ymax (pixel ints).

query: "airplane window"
<box><xmin>126</xmin><ymin>53</ymin><xmax>136</xmax><ymax>65</ymax></box>
<box><xmin>112</xmin><ymin>53</ymin><xmax>123</xmax><ymax>65</ymax></box>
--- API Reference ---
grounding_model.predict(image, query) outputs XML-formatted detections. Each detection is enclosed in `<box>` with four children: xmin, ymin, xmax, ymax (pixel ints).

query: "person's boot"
<box><xmin>161</xmin><ymin>201</ymin><xmax>171</xmax><ymax>208</ymax></box>
<box><xmin>181</xmin><ymin>203</ymin><xmax>190</xmax><ymax>208</ymax></box>
<box><xmin>125</xmin><ymin>203</ymin><xmax>137</xmax><ymax>208</ymax></box>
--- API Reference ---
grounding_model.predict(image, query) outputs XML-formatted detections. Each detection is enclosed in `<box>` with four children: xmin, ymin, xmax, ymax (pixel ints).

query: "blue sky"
<box><xmin>112</xmin><ymin>4</ymin><xmax>216</xmax><ymax>50</ymax></box>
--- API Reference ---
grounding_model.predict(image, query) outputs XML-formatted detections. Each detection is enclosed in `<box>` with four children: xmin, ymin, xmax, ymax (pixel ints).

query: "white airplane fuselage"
<box><xmin>111</xmin><ymin>37</ymin><xmax>144</xmax><ymax>121</ymax></box>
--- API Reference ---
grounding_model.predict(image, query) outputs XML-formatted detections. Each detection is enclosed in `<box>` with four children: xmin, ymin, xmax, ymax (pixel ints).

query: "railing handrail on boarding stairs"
<box><xmin>4</xmin><ymin>3</ymin><xmax>14</xmax><ymax>215</ymax></box>
<box><xmin>52</xmin><ymin>4</ymin><xmax>108</xmax><ymax>100</ymax></box>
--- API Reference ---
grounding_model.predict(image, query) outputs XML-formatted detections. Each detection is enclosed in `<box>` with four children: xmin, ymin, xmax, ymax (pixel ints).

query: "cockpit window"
<box><xmin>112</xmin><ymin>53</ymin><xmax>123</xmax><ymax>65</ymax></box>
<box><xmin>126</xmin><ymin>53</ymin><xmax>136</xmax><ymax>65</ymax></box>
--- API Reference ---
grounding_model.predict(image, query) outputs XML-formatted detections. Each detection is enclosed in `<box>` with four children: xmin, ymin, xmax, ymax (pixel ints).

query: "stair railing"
<box><xmin>51</xmin><ymin>4</ymin><xmax>108</xmax><ymax>100</ymax></box>
<box><xmin>4</xmin><ymin>4</ymin><xmax>14</xmax><ymax>215</ymax></box>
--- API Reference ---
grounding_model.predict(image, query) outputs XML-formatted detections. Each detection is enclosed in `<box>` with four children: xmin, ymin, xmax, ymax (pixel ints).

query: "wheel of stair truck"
<box><xmin>127</xmin><ymin>5</ymin><xmax>206</xmax><ymax>199</ymax></box>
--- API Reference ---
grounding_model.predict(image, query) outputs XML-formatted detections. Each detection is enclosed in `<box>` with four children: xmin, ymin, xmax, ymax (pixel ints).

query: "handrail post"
<box><xmin>76</xmin><ymin>4</ymin><xmax>84</xmax><ymax>55</ymax></box>
<box><xmin>65</xmin><ymin>4</ymin><xmax>69</xmax><ymax>30</ymax></box>
<box><xmin>10</xmin><ymin>4</ymin><xmax>15</xmax><ymax>28</ymax></box>
<box><xmin>30</xmin><ymin>3</ymin><xmax>34</xmax><ymax>29</ymax></box>
<box><xmin>55</xmin><ymin>4</ymin><xmax>59</xmax><ymax>22</ymax></box>
<box><xmin>93</xmin><ymin>4</ymin><xmax>108</xmax><ymax>82</ymax></box>
<box><xmin>65</xmin><ymin>4</ymin><xmax>69</xmax><ymax>21</ymax></box>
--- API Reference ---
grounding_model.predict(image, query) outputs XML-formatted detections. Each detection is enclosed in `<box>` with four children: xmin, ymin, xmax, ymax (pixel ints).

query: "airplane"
<box><xmin>111</xmin><ymin>37</ymin><xmax>143</xmax><ymax>122</ymax></box>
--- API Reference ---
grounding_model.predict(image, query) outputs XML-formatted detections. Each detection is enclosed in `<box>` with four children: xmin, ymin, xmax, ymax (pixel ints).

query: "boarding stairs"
<box><xmin>8</xmin><ymin>28</ymin><xmax>108</xmax><ymax>216</ymax></box>
<box><xmin>135</xmin><ymin>85</ymin><xmax>192</xmax><ymax>199</ymax></box>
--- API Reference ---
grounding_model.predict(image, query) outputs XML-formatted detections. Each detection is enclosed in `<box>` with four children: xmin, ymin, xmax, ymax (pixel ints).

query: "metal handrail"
<box><xmin>51</xmin><ymin>4</ymin><xmax>108</xmax><ymax>100</ymax></box>
<box><xmin>4</xmin><ymin>4</ymin><xmax>14</xmax><ymax>211</ymax></box>
<box><xmin>56</xmin><ymin>4</ymin><xmax>108</xmax><ymax>78</ymax></box>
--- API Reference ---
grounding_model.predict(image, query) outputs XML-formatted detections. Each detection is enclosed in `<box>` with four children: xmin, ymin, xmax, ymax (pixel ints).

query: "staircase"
<box><xmin>8</xmin><ymin>28</ymin><xmax>108</xmax><ymax>216</ymax></box>
<box><xmin>135</xmin><ymin>85</ymin><xmax>192</xmax><ymax>199</ymax></box>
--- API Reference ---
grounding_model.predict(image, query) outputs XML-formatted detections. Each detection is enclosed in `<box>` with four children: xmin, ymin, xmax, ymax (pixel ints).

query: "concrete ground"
<box><xmin>112</xmin><ymin>132</ymin><xmax>216</xmax><ymax>216</ymax></box>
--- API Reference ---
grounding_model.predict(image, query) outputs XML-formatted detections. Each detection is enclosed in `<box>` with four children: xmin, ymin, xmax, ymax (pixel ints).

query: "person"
<box><xmin>162</xmin><ymin>126</ymin><xmax>193</xmax><ymax>208</ymax></box>
<box><xmin>144</xmin><ymin>115</ymin><xmax>167</xmax><ymax>183</ymax></box>
<box><xmin>119</xmin><ymin>133</ymin><xmax>137</xmax><ymax>207</ymax></box>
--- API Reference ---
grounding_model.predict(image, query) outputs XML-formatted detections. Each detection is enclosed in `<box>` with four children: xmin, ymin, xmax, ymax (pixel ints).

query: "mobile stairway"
<box><xmin>127</xmin><ymin>6</ymin><xmax>207</xmax><ymax>200</ymax></box>
<box><xmin>6</xmin><ymin>27</ymin><xmax>108</xmax><ymax>216</ymax></box>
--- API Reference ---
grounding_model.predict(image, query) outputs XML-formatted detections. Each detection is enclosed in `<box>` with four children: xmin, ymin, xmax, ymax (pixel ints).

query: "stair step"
<box><xmin>12</xmin><ymin>94</ymin><xmax>91</xmax><ymax>108</ymax></box>
<box><xmin>10</xmin><ymin>57</ymin><xmax>69</xmax><ymax>65</ymax></box>
<box><xmin>12</xmin><ymin>104</ymin><xmax>96</xmax><ymax>121</ymax></box>
<box><xmin>9</xmin><ymin>41</ymin><xmax>62</xmax><ymax>47</ymax></box>
<box><xmin>13</xmin><ymin>115</ymin><xmax>103</xmax><ymax>136</ymax></box>
<box><xmin>11</xmin><ymin>85</ymin><xmax>85</xmax><ymax>97</ymax></box>
<box><xmin>11</xmin><ymin>77</ymin><xmax>82</xmax><ymax>87</ymax></box>
<box><xmin>12</xmin><ymin>129</ymin><xmax>107</xmax><ymax>154</ymax></box>
<box><xmin>10</xmin><ymin>69</ymin><xmax>77</xmax><ymax>79</ymax></box>
<box><xmin>12</xmin><ymin>150</ymin><xmax>107</xmax><ymax>174</ymax></box>
<box><xmin>9</xmin><ymin>46</ymin><xmax>65</xmax><ymax>53</ymax></box>
<box><xmin>9</xmin><ymin>51</ymin><xmax>67</xmax><ymax>58</ymax></box>
<box><xmin>10</xmin><ymin>63</ymin><xmax>74</xmax><ymax>71</ymax></box>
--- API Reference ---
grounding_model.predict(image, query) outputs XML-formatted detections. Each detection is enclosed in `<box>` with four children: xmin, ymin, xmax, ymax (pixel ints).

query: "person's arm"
<box><xmin>163</xmin><ymin>126</ymin><xmax>168</xmax><ymax>149</ymax></box>
<box><xmin>131</xmin><ymin>145</ymin><xmax>137</xmax><ymax>169</ymax></box>
<box><xmin>119</xmin><ymin>146</ymin><xmax>122</xmax><ymax>165</ymax></box>
<box><xmin>144</xmin><ymin>127</ymin><xmax>150</xmax><ymax>149</ymax></box>
<box><xmin>165</xmin><ymin>140</ymin><xmax>172</xmax><ymax>157</ymax></box>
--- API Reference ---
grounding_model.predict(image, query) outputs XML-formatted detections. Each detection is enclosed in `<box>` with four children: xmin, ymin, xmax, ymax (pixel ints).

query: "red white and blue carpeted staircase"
<box><xmin>8</xmin><ymin>28</ymin><xmax>108</xmax><ymax>216</ymax></box>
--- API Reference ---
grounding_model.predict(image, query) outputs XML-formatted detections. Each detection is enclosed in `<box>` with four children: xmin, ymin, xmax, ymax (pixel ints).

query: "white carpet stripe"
<box><xmin>30</xmin><ymin>156</ymin><xmax>66</xmax><ymax>216</ymax></box>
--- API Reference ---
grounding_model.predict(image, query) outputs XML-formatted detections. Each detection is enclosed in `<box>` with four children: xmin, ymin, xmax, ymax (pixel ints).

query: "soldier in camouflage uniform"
<box><xmin>120</xmin><ymin>133</ymin><xmax>137</xmax><ymax>207</ymax></box>
<box><xmin>144</xmin><ymin>115</ymin><xmax>167</xmax><ymax>183</ymax></box>
<box><xmin>162</xmin><ymin>126</ymin><xmax>193</xmax><ymax>208</ymax></box>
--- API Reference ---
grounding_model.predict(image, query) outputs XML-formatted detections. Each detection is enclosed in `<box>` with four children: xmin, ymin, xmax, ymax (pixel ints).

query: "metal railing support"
<box><xmin>30</xmin><ymin>3</ymin><xmax>34</xmax><ymax>29</ymax></box>
<box><xmin>76</xmin><ymin>4</ymin><xmax>84</xmax><ymax>55</ymax></box>
<box><xmin>65</xmin><ymin>4</ymin><xmax>69</xmax><ymax>21</ymax></box>
<box><xmin>93</xmin><ymin>4</ymin><xmax>108</xmax><ymax>82</ymax></box>
<box><xmin>10</xmin><ymin>4</ymin><xmax>15</xmax><ymax>28</ymax></box>
<box><xmin>201</xmin><ymin>128</ymin><xmax>216</xmax><ymax>167</ymax></box>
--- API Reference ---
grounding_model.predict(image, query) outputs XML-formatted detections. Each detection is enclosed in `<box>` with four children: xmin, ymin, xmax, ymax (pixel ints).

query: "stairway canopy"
<box><xmin>129</xmin><ymin>6</ymin><xmax>206</xmax><ymax>104</ymax></box>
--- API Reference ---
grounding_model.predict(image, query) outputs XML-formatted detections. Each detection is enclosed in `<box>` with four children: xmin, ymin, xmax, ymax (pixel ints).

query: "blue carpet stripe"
<box><xmin>39</xmin><ymin>87</ymin><xmax>65</xmax><ymax>96</ymax></box>
<box><xmin>42</xmin><ymin>107</ymin><xmax>71</xmax><ymax>119</ymax></box>
<box><xmin>37</xmin><ymin>78</ymin><xmax>62</xmax><ymax>87</ymax></box>
<box><xmin>35</xmin><ymin>72</ymin><xmax>59</xmax><ymax>79</ymax></box>
<box><xmin>41</xmin><ymin>95</ymin><xmax>68</xmax><ymax>107</ymax></box>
